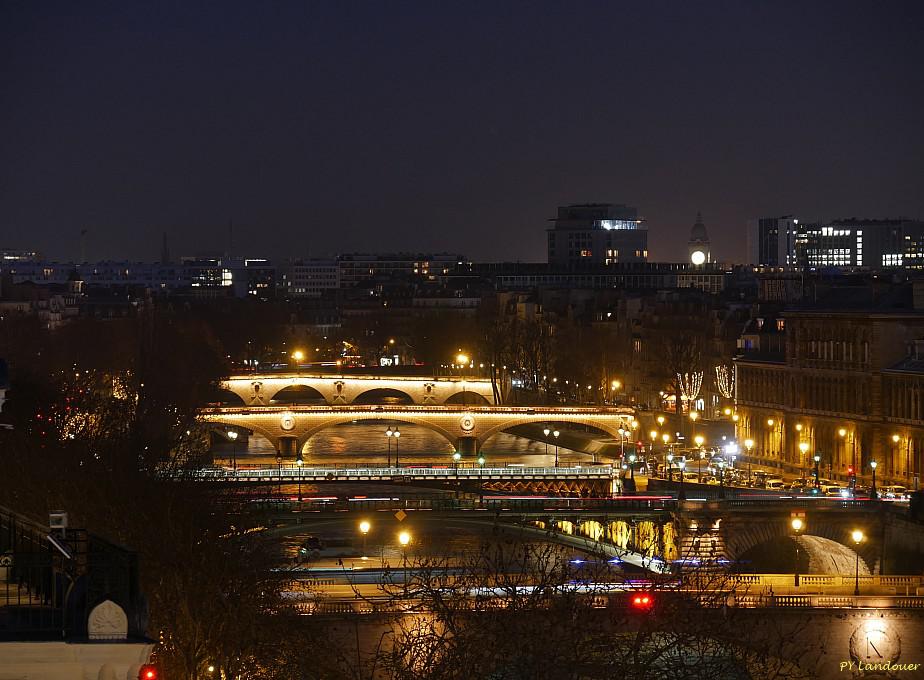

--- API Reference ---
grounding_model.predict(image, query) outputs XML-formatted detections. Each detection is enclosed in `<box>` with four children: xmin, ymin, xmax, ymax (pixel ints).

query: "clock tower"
<box><xmin>688</xmin><ymin>212</ymin><xmax>711</xmax><ymax>265</ymax></box>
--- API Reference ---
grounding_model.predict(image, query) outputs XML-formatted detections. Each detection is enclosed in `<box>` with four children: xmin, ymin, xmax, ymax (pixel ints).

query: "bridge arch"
<box><xmin>202</xmin><ymin>418</ymin><xmax>284</xmax><ymax>454</ymax></box>
<box><xmin>351</xmin><ymin>388</ymin><xmax>415</xmax><ymax>405</ymax></box>
<box><xmin>270</xmin><ymin>385</ymin><xmax>328</xmax><ymax>405</ymax></box>
<box><xmin>443</xmin><ymin>391</ymin><xmax>492</xmax><ymax>406</ymax></box>
<box><xmin>475</xmin><ymin>414</ymin><xmax>632</xmax><ymax>449</ymax></box>
<box><xmin>295</xmin><ymin>413</ymin><xmax>460</xmax><ymax>453</ymax></box>
<box><xmin>211</xmin><ymin>388</ymin><xmax>246</xmax><ymax>406</ymax></box>
<box><xmin>719</xmin><ymin>515</ymin><xmax>876</xmax><ymax>573</ymax></box>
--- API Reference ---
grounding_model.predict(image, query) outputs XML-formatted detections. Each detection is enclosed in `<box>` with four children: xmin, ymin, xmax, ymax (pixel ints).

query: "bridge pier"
<box><xmin>278</xmin><ymin>436</ymin><xmax>298</xmax><ymax>459</ymax></box>
<box><xmin>456</xmin><ymin>436</ymin><xmax>478</xmax><ymax>456</ymax></box>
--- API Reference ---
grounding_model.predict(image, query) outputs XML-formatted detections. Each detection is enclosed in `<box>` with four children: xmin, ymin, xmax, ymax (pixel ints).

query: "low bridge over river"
<box><xmin>260</xmin><ymin>496</ymin><xmax>924</xmax><ymax>576</ymax></box>
<box><xmin>199</xmin><ymin>404</ymin><xmax>636</xmax><ymax>457</ymax></box>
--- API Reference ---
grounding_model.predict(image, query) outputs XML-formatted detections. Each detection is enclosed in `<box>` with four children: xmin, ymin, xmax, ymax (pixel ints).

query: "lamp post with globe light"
<box><xmin>678</xmin><ymin>459</ymin><xmax>687</xmax><ymax>501</ymax></box>
<box><xmin>791</xmin><ymin>517</ymin><xmax>805</xmax><ymax>586</ymax></box>
<box><xmin>359</xmin><ymin>520</ymin><xmax>371</xmax><ymax>559</ymax></box>
<box><xmin>813</xmin><ymin>454</ymin><xmax>821</xmax><ymax>491</ymax></box>
<box><xmin>870</xmin><ymin>460</ymin><xmax>878</xmax><ymax>500</ymax></box>
<box><xmin>852</xmin><ymin>530</ymin><xmax>864</xmax><ymax>596</ymax></box>
<box><xmin>553</xmin><ymin>430</ymin><xmax>560</xmax><ymax>467</ymax></box>
<box><xmin>744</xmin><ymin>439</ymin><xmax>754</xmax><ymax>485</ymax></box>
<box><xmin>456</xmin><ymin>353</ymin><xmax>470</xmax><ymax>404</ymax></box>
<box><xmin>295</xmin><ymin>456</ymin><xmax>303</xmax><ymax>502</ymax></box>
<box><xmin>398</xmin><ymin>531</ymin><xmax>412</xmax><ymax>596</ymax></box>
<box><xmin>799</xmin><ymin>441</ymin><xmax>810</xmax><ymax>482</ymax></box>
<box><xmin>227</xmin><ymin>429</ymin><xmax>239</xmax><ymax>471</ymax></box>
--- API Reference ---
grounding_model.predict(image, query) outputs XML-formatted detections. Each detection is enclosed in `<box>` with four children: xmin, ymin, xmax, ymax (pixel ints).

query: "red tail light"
<box><xmin>139</xmin><ymin>665</ymin><xmax>159</xmax><ymax>680</ymax></box>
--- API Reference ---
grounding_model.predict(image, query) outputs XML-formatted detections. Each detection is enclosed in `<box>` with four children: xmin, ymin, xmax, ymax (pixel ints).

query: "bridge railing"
<box><xmin>186</xmin><ymin>465</ymin><xmax>617</xmax><ymax>479</ymax></box>
<box><xmin>255</xmin><ymin>496</ymin><xmax>677</xmax><ymax>513</ymax></box>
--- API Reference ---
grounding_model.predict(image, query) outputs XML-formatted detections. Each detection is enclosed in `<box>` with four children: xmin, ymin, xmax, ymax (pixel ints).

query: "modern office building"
<box><xmin>336</xmin><ymin>253</ymin><xmax>466</xmax><ymax>288</ymax></box>
<box><xmin>546</xmin><ymin>204</ymin><xmax>648</xmax><ymax>266</ymax></box>
<box><xmin>746</xmin><ymin>216</ymin><xmax>800</xmax><ymax>267</ymax></box>
<box><xmin>800</xmin><ymin>218</ymin><xmax>924</xmax><ymax>270</ymax></box>
<box><xmin>281</xmin><ymin>259</ymin><xmax>340</xmax><ymax>297</ymax></box>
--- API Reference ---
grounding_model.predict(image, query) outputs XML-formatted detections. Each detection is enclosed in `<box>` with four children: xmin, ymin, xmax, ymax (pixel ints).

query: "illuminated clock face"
<box><xmin>459</xmin><ymin>415</ymin><xmax>475</xmax><ymax>432</ymax></box>
<box><xmin>849</xmin><ymin>624</ymin><xmax>901</xmax><ymax>666</ymax></box>
<box><xmin>691</xmin><ymin>250</ymin><xmax>706</xmax><ymax>265</ymax></box>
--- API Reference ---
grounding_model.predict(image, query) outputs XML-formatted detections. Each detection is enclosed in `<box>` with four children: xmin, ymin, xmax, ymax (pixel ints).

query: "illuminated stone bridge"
<box><xmin>199</xmin><ymin>404</ymin><xmax>636</xmax><ymax>457</ymax></box>
<box><xmin>218</xmin><ymin>372</ymin><xmax>499</xmax><ymax>407</ymax></box>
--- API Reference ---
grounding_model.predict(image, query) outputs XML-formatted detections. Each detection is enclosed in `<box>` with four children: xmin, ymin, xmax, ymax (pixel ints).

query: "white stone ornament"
<box><xmin>459</xmin><ymin>414</ymin><xmax>475</xmax><ymax>432</ymax></box>
<box><xmin>87</xmin><ymin>599</ymin><xmax>128</xmax><ymax>640</ymax></box>
<box><xmin>280</xmin><ymin>413</ymin><xmax>296</xmax><ymax>431</ymax></box>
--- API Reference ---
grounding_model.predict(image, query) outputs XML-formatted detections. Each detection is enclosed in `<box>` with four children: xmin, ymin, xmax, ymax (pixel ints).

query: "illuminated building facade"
<box><xmin>735</xmin><ymin>308</ymin><xmax>924</xmax><ymax>487</ymax></box>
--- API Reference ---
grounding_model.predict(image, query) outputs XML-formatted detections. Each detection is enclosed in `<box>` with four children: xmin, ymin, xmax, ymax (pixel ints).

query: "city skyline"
<box><xmin>3</xmin><ymin>1</ymin><xmax>923</xmax><ymax>262</ymax></box>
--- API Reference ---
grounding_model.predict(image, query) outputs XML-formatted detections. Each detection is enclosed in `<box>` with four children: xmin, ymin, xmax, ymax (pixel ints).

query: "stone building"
<box><xmin>735</xmin><ymin>308</ymin><xmax>924</xmax><ymax>487</ymax></box>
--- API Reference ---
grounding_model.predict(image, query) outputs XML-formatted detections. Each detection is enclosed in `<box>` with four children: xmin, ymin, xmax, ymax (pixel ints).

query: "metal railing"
<box><xmin>184</xmin><ymin>465</ymin><xmax>617</xmax><ymax>480</ymax></box>
<box><xmin>0</xmin><ymin>506</ymin><xmax>143</xmax><ymax>641</ymax></box>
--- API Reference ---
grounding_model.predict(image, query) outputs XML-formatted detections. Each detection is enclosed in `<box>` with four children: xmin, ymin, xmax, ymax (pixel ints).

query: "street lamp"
<box><xmin>667</xmin><ymin>453</ymin><xmax>674</xmax><ymax>481</ymax></box>
<box><xmin>813</xmin><ymin>454</ymin><xmax>821</xmax><ymax>490</ymax></box>
<box><xmin>295</xmin><ymin>456</ymin><xmax>304</xmax><ymax>502</ymax></box>
<box><xmin>543</xmin><ymin>427</ymin><xmax>551</xmax><ymax>459</ymax></box>
<box><xmin>870</xmin><ymin>460</ymin><xmax>878</xmax><ymax>500</ymax></box>
<box><xmin>618</xmin><ymin>428</ymin><xmax>627</xmax><ymax>458</ymax></box>
<box><xmin>398</xmin><ymin>530</ymin><xmax>411</xmax><ymax>596</ymax></box>
<box><xmin>553</xmin><ymin>430</ymin><xmax>560</xmax><ymax>467</ymax></box>
<box><xmin>791</xmin><ymin>517</ymin><xmax>804</xmax><ymax>586</ymax></box>
<box><xmin>227</xmin><ymin>429</ymin><xmax>239</xmax><ymax>471</ymax></box>
<box><xmin>453</xmin><ymin>451</ymin><xmax>461</xmax><ymax>469</ymax></box>
<box><xmin>689</xmin><ymin>411</ymin><xmax>699</xmax><ymax>443</ymax></box>
<box><xmin>718</xmin><ymin>460</ymin><xmax>726</xmax><ymax>499</ymax></box>
<box><xmin>628</xmin><ymin>453</ymin><xmax>636</xmax><ymax>480</ymax></box>
<box><xmin>662</xmin><ymin>433</ymin><xmax>671</xmax><ymax>478</ymax></box>
<box><xmin>393</xmin><ymin>429</ymin><xmax>401</xmax><ymax>467</ymax></box>
<box><xmin>851</xmin><ymin>530</ymin><xmax>864</xmax><ymax>596</ymax></box>
<box><xmin>799</xmin><ymin>441</ymin><xmax>809</xmax><ymax>480</ymax></box>
<box><xmin>744</xmin><ymin>439</ymin><xmax>754</xmax><ymax>485</ymax></box>
<box><xmin>385</xmin><ymin>427</ymin><xmax>394</xmax><ymax>467</ymax></box>
<box><xmin>649</xmin><ymin>429</ymin><xmax>658</xmax><ymax>453</ymax></box>
<box><xmin>678</xmin><ymin>459</ymin><xmax>687</xmax><ymax>500</ymax></box>
<box><xmin>657</xmin><ymin>415</ymin><xmax>665</xmax><ymax>429</ymax></box>
<box><xmin>456</xmin><ymin>353</ymin><xmax>470</xmax><ymax>404</ymax></box>
<box><xmin>359</xmin><ymin>520</ymin><xmax>371</xmax><ymax>558</ymax></box>
<box><xmin>838</xmin><ymin>428</ymin><xmax>850</xmax><ymax>478</ymax></box>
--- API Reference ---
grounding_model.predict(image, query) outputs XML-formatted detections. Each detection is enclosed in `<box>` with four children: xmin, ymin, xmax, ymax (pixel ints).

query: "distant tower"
<box><xmin>160</xmin><ymin>232</ymin><xmax>171</xmax><ymax>264</ymax></box>
<box><xmin>688</xmin><ymin>212</ymin><xmax>711</xmax><ymax>265</ymax></box>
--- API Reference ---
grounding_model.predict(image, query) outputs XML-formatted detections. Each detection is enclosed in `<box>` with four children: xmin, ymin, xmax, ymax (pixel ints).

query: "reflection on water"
<box><xmin>277</xmin><ymin>518</ymin><xmax>605</xmax><ymax>569</ymax></box>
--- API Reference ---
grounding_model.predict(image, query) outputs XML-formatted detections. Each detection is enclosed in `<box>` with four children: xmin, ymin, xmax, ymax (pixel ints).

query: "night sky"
<box><xmin>2</xmin><ymin>1</ymin><xmax>923</xmax><ymax>263</ymax></box>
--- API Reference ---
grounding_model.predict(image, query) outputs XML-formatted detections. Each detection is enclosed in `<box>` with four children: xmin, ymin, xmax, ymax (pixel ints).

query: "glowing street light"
<box><xmin>291</xmin><ymin>350</ymin><xmax>305</xmax><ymax>362</ymax></box>
<box><xmin>398</xmin><ymin>530</ymin><xmax>411</xmax><ymax>546</ymax></box>
<box><xmin>791</xmin><ymin>517</ymin><xmax>803</xmax><ymax>532</ymax></box>
<box><xmin>870</xmin><ymin>460</ymin><xmax>878</xmax><ymax>500</ymax></box>
<box><xmin>359</xmin><ymin>520</ymin><xmax>371</xmax><ymax>557</ymax></box>
<box><xmin>227</xmin><ymin>429</ymin><xmax>239</xmax><ymax>470</ymax></box>
<box><xmin>552</xmin><ymin>430</ymin><xmax>560</xmax><ymax>467</ymax></box>
<box><xmin>851</xmin><ymin>529</ymin><xmax>864</xmax><ymax>596</ymax></box>
<box><xmin>657</xmin><ymin>415</ymin><xmax>665</xmax><ymax>428</ymax></box>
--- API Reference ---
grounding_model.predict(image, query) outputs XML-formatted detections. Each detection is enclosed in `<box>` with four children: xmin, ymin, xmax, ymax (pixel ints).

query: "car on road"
<box><xmin>764</xmin><ymin>478</ymin><xmax>786</xmax><ymax>491</ymax></box>
<box><xmin>881</xmin><ymin>485</ymin><xmax>909</xmax><ymax>501</ymax></box>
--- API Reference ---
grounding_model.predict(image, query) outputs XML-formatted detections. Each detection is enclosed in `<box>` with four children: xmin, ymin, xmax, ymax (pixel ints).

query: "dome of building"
<box><xmin>690</xmin><ymin>212</ymin><xmax>709</xmax><ymax>243</ymax></box>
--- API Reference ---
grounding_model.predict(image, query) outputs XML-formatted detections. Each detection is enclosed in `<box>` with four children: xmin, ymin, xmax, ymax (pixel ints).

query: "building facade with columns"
<box><xmin>735</xmin><ymin>309</ymin><xmax>924</xmax><ymax>487</ymax></box>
